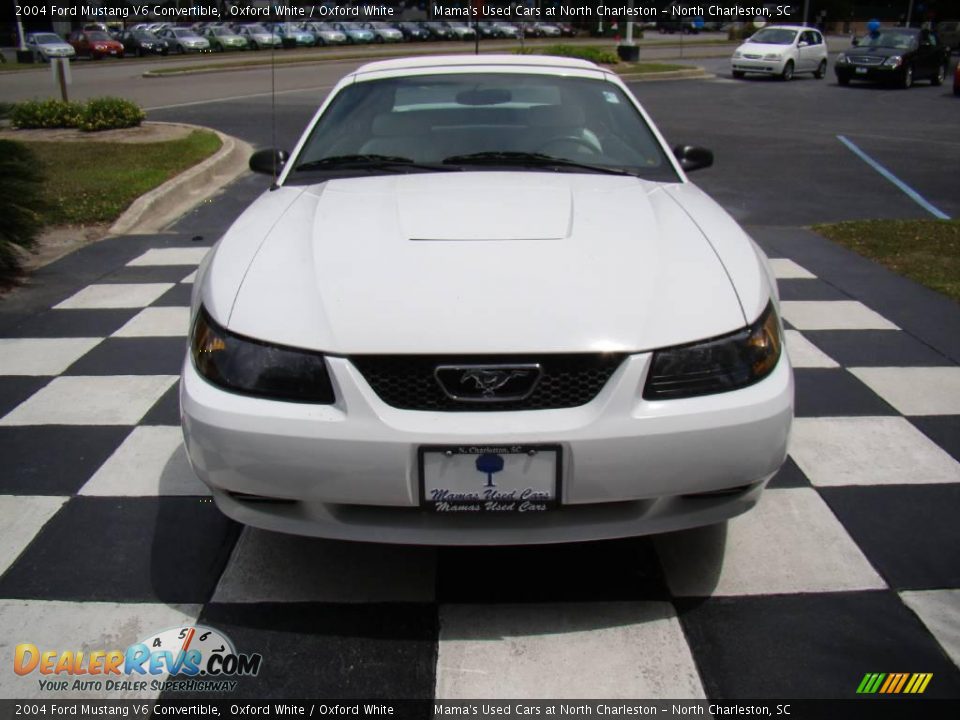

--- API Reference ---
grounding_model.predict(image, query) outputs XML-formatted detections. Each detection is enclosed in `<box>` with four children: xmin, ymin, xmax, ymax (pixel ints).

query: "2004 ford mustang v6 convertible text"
<box><xmin>181</xmin><ymin>55</ymin><xmax>793</xmax><ymax>545</ymax></box>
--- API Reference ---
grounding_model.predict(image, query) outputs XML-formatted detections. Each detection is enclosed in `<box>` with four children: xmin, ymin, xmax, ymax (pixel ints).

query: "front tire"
<box><xmin>780</xmin><ymin>60</ymin><xmax>794</xmax><ymax>81</ymax></box>
<box><xmin>814</xmin><ymin>59</ymin><xmax>827</xmax><ymax>79</ymax></box>
<box><xmin>837</xmin><ymin>74</ymin><xmax>850</xmax><ymax>86</ymax></box>
<box><xmin>932</xmin><ymin>64</ymin><xmax>946</xmax><ymax>86</ymax></box>
<box><xmin>900</xmin><ymin>65</ymin><xmax>913</xmax><ymax>88</ymax></box>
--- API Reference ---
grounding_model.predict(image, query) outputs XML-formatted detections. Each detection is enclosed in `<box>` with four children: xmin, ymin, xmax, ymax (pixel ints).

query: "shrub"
<box><xmin>10</xmin><ymin>97</ymin><xmax>146</xmax><ymax>132</ymax></box>
<box><xmin>77</xmin><ymin>97</ymin><xmax>146</xmax><ymax>132</ymax></box>
<box><xmin>0</xmin><ymin>140</ymin><xmax>46</xmax><ymax>273</ymax></box>
<box><xmin>10</xmin><ymin>99</ymin><xmax>84</xmax><ymax>129</ymax></box>
<box><xmin>517</xmin><ymin>44</ymin><xmax>620</xmax><ymax>65</ymax></box>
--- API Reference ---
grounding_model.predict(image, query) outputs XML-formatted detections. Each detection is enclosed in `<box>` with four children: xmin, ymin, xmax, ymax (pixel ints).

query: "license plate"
<box><xmin>419</xmin><ymin>445</ymin><xmax>561</xmax><ymax>513</ymax></box>
<box><xmin>856</xmin><ymin>67</ymin><xmax>868</xmax><ymax>74</ymax></box>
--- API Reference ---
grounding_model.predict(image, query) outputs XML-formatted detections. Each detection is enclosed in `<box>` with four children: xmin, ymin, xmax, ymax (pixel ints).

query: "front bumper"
<box><xmin>731</xmin><ymin>57</ymin><xmax>787</xmax><ymax>75</ymax></box>
<box><xmin>835</xmin><ymin>64</ymin><xmax>903</xmax><ymax>83</ymax></box>
<box><xmin>181</xmin><ymin>352</ymin><xmax>793</xmax><ymax>545</ymax></box>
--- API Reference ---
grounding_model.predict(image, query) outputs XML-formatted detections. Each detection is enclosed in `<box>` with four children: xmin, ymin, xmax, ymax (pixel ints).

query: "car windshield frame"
<box><xmin>285</xmin><ymin>72</ymin><xmax>680</xmax><ymax>185</ymax></box>
<box><xmin>33</xmin><ymin>34</ymin><xmax>63</xmax><ymax>44</ymax></box>
<box><xmin>86</xmin><ymin>31</ymin><xmax>111</xmax><ymax>41</ymax></box>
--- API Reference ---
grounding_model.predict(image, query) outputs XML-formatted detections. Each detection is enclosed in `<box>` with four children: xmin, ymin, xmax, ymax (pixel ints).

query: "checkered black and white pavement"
<box><xmin>1</xmin><ymin>219</ymin><xmax>958</xmax><ymax>702</ymax></box>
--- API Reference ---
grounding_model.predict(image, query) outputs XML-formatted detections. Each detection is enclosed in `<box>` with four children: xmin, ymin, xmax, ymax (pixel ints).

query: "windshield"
<box><xmin>749</xmin><ymin>28</ymin><xmax>797</xmax><ymax>45</ymax></box>
<box><xmin>172</xmin><ymin>30</ymin><xmax>197</xmax><ymax>38</ymax></box>
<box><xmin>133</xmin><ymin>31</ymin><xmax>157</xmax><ymax>40</ymax></box>
<box><xmin>87</xmin><ymin>32</ymin><xmax>110</xmax><ymax>41</ymax></box>
<box><xmin>860</xmin><ymin>31</ymin><xmax>918</xmax><ymax>50</ymax></box>
<box><xmin>34</xmin><ymin>34</ymin><xmax>62</xmax><ymax>44</ymax></box>
<box><xmin>291</xmin><ymin>73</ymin><xmax>678</xmax><ymax>182</ymax></box>
<box><xmin>247</xmin><ymin>25</ymin><xmax>268</xmax><ymax>34</ymax></box>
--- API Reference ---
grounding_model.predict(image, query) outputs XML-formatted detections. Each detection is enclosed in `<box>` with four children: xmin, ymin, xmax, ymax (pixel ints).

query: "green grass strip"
<box><xmin>23</xmin><ymin>130</ymin><xmax>222</xmax><ymax>226</ymax></box>
<box><xmin>813</xmin><ymin>219</ymin><xmax>960</xmax><ymax>303</ymax></box>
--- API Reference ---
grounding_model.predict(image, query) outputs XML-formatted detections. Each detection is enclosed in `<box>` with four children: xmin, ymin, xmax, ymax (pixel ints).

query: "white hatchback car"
<box><xmin>732</xmin><ymin>26</ymin><xmax>829</xmax><ymax>80</ymax></box>
<box><xmin>182</xmin><ymin>55</ymin><xmax>793</xmax><ymax>545</ymax></box>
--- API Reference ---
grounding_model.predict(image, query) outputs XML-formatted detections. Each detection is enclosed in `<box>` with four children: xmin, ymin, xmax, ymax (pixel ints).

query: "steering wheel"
<box><xmin>534</xmin><ymin>136</ymin><xmax>600</xmax><ymax>156</ymax></box>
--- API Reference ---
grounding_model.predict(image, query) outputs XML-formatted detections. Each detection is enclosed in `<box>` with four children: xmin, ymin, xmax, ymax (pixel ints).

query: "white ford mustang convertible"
<box><xmin>181</xmin><ymin>55</ymin><xmax>793</xmax><ymax>545</ymax></box>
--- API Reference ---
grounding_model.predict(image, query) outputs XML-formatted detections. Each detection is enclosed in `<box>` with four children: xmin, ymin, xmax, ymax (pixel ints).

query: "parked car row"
<box><xmin>729</xmin><ymin>24</ymin><xmax>952</xmax><ymax>91</ymax></box>
<box><xmin>24</xmin><ymin>20</ymin><xmax>581</xmax><ymax>62</ymax></box>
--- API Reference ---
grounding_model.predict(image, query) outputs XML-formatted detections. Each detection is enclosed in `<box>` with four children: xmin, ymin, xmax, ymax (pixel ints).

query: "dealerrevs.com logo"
<box><xmin>14</xmin><ymin>625</ymin><xmax>263</xmax><ymax>694</ymax></box>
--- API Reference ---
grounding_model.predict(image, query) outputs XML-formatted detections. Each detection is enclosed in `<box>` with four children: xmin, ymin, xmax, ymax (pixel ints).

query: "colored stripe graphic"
<box><xmin>858</xmin><ymin>672</ymin><xmax>932</xmax><ymax>694</ymax></box>
<box><xmin>893</xmin><ymin>673</ymin><xmax>909</xmax><ymax>693</ymax></box>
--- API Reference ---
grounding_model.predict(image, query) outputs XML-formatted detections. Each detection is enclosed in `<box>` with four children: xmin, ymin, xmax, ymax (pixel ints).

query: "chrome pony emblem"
<box><xmin>434</xmin><ymin>364</ymin><xmax>542</xmax><ymax>403</ymax></box>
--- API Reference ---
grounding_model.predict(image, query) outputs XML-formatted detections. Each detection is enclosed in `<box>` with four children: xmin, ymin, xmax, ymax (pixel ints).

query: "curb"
<box><xmin>617</xmin><ymin>67</ymin><xmax>710</xmax><ymax>81</ymax></box>
<box><xmin>108</xmin><ymin>122</ymin><xmax>253</xmax><ymax>236</ymax></box>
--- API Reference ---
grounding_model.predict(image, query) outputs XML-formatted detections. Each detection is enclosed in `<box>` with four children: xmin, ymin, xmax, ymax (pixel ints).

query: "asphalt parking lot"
<box><xmin>1</xmin><ymin>48</ymin><xmax>959</xmax><ymax>707</ymax></box>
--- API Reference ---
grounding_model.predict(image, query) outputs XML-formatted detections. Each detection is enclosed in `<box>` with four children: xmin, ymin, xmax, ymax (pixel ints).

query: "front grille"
<box><xmin>350</xmin><ymin>354</ymin><xmax>626</xmax><ymax>411</ymax></box>
<box><xmin>850</xmin><ymin>56</ymin><xmax>884</xmax><ymax>66</ymax></box>
<box><xmin>743</xmin><ymin>53</ymin><xmax>763</xmax><ymax>59</ymax></box>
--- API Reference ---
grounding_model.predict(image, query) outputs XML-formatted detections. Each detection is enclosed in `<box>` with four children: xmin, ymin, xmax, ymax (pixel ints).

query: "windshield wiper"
<box><xmin>294</xmin><ymin>154</ymin><xmax>456</xmax><ymax>173</ymax></box>
<box><xmin>441</xmin><ymin>151</ymin><xmax>636</xmax><ymax>176</ymax></box>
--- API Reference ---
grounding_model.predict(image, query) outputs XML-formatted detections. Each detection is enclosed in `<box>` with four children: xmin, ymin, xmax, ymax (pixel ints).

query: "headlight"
<box><xmin>191</xmin><ymin>307</ymin><xmax>335</xmax><ymax>403</ymax></box>
<box><xmin>883</xmin><ymin>55</ymin><xmax>903</xmax><ymax>67</ymax></box>
<box><xmin>733</xmin><ymin>51</ymin><xmax>742</xmax><ymax>58</ymax></box>
<box><xmin>836</xmin><ymin>53</ymin><xmax>848</xmax><ymax>63</ymax></box>
<box><xmin>643</xmin><ymin>302</ymin><xmax>783</xmax><ymax>400</ymax></box>
<box><xmin>764</xmin><ymin>53</ymin><xmax>782</xmax><ymax>60</ymax></box>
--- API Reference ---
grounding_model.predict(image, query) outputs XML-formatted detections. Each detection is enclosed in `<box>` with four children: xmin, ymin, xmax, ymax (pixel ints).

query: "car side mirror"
<box><xmin>798</xmin><ymin>40</ymin><xmax>809</xmax><ymax>47</ymax></box>
<box><xmin>851</xmin><ymin>37</ymin><xmax>860</xmax><ymax>46</ymax></box>
<box><xmin>673</xmin><ymin>145</ymin><xmax>714</xmax><ymax>173</ymax></box>
<box><xmin>249</xmin><ymin>148</ymin><xmax>289</xmax><ymax>176</ymax></box>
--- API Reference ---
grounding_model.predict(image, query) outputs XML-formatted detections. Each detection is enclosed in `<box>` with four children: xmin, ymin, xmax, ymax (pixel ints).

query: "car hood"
<box><xmin>209</xmin><ymin>173</ymin><xmax>766</xmax><ymax>355</ymax></box>
<box><xmin>846</xmin><ymin>45</ymin><xmax>911</xmax><ymax>58</ymax></box>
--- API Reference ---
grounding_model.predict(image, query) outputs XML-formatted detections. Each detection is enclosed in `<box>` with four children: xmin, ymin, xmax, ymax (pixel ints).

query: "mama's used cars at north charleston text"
<box><xmin>181</xmin><ymin>55</ymin><xmax>793</xmax><ymax>545</ymax></box>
